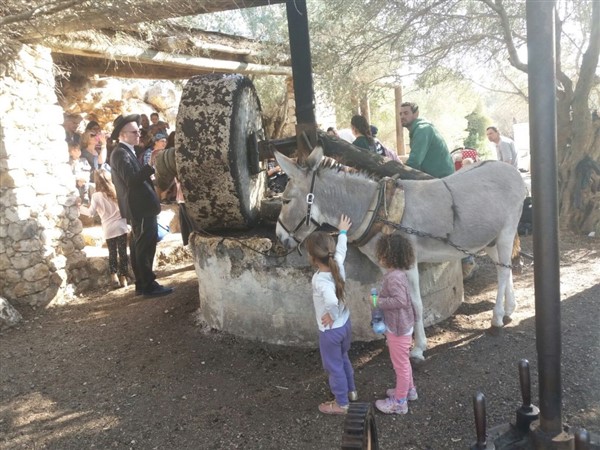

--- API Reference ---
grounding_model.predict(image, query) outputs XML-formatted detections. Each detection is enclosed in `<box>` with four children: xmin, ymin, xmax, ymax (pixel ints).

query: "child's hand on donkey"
<box><xmin>338</xmin><ymin>214</ymin><xmax>352</xmax><ymax>232</ymax></box>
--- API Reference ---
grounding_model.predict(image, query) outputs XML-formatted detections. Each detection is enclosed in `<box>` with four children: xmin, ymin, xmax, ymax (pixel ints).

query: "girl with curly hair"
<box><xmin>372</xmin><ymin>233</ymin><xmax>418</xmax><ymax>414</ymax></box>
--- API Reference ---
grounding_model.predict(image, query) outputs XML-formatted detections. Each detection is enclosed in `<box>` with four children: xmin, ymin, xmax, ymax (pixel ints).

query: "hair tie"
<box><xmin>328</xmin><ymin>252</ymin><xmax>334</xmax><ymax>258</ymax></box>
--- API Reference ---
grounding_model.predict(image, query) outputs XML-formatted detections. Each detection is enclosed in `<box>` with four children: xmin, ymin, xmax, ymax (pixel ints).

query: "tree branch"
<box><xmin>479</xmin><ymin>0</ymin><xmax>528</xmax><ymax>72</ymax></box>
<box><xmin>0</xmin><ymin>0</ymin><xmax>80</xmax><ymax>27</ymax></box>
<box><xmin>572</xmin><ymin>0</ymin><xmax>600</xmax><ymax>104</ymax></box>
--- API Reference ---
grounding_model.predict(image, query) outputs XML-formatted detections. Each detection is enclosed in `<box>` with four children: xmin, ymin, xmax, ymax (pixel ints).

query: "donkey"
<box><xmin>275</xmin><ymin>146</ymin><xmax>527</xmax><ymax>360</ymax></box>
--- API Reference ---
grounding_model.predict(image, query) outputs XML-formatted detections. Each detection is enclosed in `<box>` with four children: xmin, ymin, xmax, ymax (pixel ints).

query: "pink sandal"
<box><xmin>318</xmin><ymin>400</ymin><xmax>349</xmax><ymax>415</ymax></box>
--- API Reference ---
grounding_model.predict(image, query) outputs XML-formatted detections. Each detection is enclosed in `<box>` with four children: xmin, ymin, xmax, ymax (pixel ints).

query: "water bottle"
<box><xmin>370</xmin><ymin>288</ymin><xmax>386</xmax><ymax>334</ymax></box>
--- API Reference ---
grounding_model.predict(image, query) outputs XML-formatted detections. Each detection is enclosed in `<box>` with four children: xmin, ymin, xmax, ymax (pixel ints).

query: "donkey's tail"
<box><xmin>511</xmin><ymin>233</ymin><xmax>523</xmax><ymax>274</ymax></box>
<box><xmin>512</xmin><ymin>233</ymin><xmax>521</xmax><ymax>260</ymax></box>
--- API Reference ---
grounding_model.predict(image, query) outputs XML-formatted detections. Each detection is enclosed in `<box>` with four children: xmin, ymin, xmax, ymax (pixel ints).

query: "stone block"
<box><xmin>8</xmin><ymin>220</ymin><xmax>38</xmax><ymax>241</ymax></box>
<box><xmin>12</xmin><ymin>238</ymin><xmax>42</xmax><ymax>253</ymax></box>
<box><xmin>23</xmin><ymin>263</ymin><xmax>49</xmax><ymax>282</ymax></box>
<box><xmin>0</xmin><ymin>254</ymin><xmax>11</xmax><ymax>271</ymax></box>
<box><xmin>3</xmin><ymin>269</ymin><xmax>21</xmax><ymax>283</ymax></box>
<box><xmin>0</xmin><ymin>297</ymin><xmax>22</xmax><ymax>330</ymax></box>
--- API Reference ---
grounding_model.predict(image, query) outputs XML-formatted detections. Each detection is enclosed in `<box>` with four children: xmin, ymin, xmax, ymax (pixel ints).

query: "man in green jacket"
<box><xmin>400</xmin><ymin>102</ymin><xmax>454</xmax><ymax>178</ymax></box>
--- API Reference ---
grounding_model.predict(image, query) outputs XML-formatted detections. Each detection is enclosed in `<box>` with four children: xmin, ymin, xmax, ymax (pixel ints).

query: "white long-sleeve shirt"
<box><xmin>80</xmin><ymin>192</ymin><xmax>128</xmax><ymax>240</ymax></box>
<box><xmin>311</xmin><ymin>233</ymin><xmax>350</xmax><ymax>332</ymax></box>
<box><xmin>495</xmin><ymin>136</ymin><xmax>518</xmax><ymax>168</ymax></box>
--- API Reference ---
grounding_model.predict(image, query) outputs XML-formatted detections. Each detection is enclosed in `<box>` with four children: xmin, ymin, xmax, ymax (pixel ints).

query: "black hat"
<box><xmin>110</xmin><ymin>114</ymin><xmax>141</xmax><ymax>140</ymax></box>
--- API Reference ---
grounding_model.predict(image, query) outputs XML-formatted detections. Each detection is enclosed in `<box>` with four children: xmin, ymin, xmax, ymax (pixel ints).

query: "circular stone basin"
<box><xmin>189</xmin><ymin>233</ymin><xmax>463</xmax><ymax>347</ymax></box>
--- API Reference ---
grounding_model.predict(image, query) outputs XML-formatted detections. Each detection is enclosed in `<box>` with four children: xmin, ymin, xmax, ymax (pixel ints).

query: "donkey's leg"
<box><xmin>485</xmin><ymin>245</ymin><xmax>509</xmax><ymax>328</ymax></box>
<box><xmin>406</xmin><ymin>265</ymin><xmax>426</xmax><ymax>360</ymax></box>
<box><xmin>496</xmin><ymin>231</ymin><xmax>517</xmax><ymax>319</ymax></box>
<box><xmin>503</xmin><ymin>234</ymin><xmax>520</xmax><ymax>317</ymax></box>
<box><xmin>485</xmin><ymin>239</ymin><xmax>515</xmax><ymax>327</ymax></box>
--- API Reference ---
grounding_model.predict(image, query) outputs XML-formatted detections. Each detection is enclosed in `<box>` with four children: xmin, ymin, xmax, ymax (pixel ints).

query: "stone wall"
<box><xmin>0</xmin><ymin>44</ymin><xmax>87</xmax><ymax>306</ymax></box>
<box><xmin>58</xmin><ymin>75</ymin><xmax>181</xmax><ymax>131</ymax></box>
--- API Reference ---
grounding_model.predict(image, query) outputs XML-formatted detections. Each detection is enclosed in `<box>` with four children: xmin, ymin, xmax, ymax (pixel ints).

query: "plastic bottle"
<box><xmin>370</xmin><ymin>288</ymin><xmax>386</xmax><ymax>334</ymax></box>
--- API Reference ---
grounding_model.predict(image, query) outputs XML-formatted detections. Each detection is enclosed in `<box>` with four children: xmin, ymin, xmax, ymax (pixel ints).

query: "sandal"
<box><xmin>318</xmin><ymin>400</ymin><xmax>349</xmax><ymax>415</ymax></box>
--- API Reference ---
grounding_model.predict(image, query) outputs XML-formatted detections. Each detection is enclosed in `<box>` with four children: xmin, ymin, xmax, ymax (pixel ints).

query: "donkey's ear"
<box><xmin>274</xmin><ymin>151</ymin><xmax>302</xmax><ymax>180</ymax></box>
<box><xmin>306</xmin><ymin>146</ymin><xmax>324</xmax><ymax>169</ymax></box>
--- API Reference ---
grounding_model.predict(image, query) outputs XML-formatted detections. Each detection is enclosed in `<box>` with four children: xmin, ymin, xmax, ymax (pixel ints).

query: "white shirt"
<box><xmin>311</xmin><ymin>233</ymin><xmax>350</xmax><ymax>332</ymax></box>
<box><xmin>495</xmin><ymin>136</ymin><xmax>518</xmax><ymax>168</ymax></box>
<box><xmin>80</xmin><ymin>192</ymin><xmax>128</xmax><ymax>239</ymax></box>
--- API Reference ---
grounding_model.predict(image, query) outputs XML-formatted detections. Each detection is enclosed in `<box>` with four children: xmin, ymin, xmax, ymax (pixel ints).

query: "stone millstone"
<box><xmin>175</xmin><ymin>74</ymin><xmax>266</xmax><ymax>230</ymax></box>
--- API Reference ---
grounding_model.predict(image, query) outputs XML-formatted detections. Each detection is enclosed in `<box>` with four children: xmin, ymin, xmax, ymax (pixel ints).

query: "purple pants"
<box><xmin>319</xmin><ymin>318</ymin><xmax>356</xmax><ymax>407</ymax></box>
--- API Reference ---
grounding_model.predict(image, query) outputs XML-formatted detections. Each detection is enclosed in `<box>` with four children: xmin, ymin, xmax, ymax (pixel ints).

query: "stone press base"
<box><xmin>190</xmin><ymin>233</ymin><xmax>464</xmax><ymax>347</ymax></box>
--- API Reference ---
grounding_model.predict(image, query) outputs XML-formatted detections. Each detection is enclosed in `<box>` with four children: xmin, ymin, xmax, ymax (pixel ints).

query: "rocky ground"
<box><xmin>0</xmin><ymin>232</ymin><xmax>598</xmax><ymax>449</ymax></box>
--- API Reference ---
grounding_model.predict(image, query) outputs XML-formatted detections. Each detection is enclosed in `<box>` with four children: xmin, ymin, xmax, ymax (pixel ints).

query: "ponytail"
<box><xmin>306</xmin><ymin>232</ymin><xmax>346</xmax><ymax>303</ymax></box>
<box><xmin>329</xmin><ymin>256</ymin><xmax>345</xmax><ymax>303</ymax></box>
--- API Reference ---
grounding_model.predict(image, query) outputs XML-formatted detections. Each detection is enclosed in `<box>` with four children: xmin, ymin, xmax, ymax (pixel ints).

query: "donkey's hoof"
<box><xmin>486</xmin><ymin>325</ymin><xmax>503</xmax><ymax>337</ymax></box>
<box><xmin>502</xmin><ymin>316</ymin><xmax>513</xmax><ymax>325</ymax></box>
<box><xmin>409</xmin><ymin>350</ymin><xmax>425</xmax><ymax>363</ymax></box>
<box><xmin>410</xmin><ymin>356</ymin><xmax>427</xmax><ymax>367</ymax></box>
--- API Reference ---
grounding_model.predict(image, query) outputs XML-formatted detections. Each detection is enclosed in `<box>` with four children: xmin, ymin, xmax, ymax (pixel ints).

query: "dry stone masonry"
<box><xmin>0</xmin><ymin>44</ymin><xmax>87</xmax><ymax>307</ymax></box>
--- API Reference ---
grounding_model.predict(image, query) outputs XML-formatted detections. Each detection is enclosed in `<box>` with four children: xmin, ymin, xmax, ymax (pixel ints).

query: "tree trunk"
<box><xmin>558</xmin><ymin>114</ymin><xmax>600</xmax><ymax>234</ymax></box>
<box><xmin>556</xmin><ymin>0</ymin><xmax>600</xmax><ymax>234</ymax></box>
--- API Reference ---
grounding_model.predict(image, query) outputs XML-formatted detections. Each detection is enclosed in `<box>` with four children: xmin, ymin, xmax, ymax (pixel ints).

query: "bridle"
<box><xmin>276</xmin><ymin>168</ymin><xmax>399</xmax><ymax>250</ymax></box>
<box><xmin>277</xmin><ymin>170</ymin><xmax>321</xmax><ymax>247</ymax></box>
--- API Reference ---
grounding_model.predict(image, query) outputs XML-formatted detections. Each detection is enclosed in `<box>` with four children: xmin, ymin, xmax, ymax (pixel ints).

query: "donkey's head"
<box><xmin>275</xmin><ymin>146</ymin><xmax>325</xmax><ymax>249</ymax></box>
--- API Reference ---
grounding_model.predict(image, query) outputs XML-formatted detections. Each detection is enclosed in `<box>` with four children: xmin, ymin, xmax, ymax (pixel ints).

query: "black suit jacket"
<box><xmin>110</xmin><ymin>143</ymin><xmax>161</xmax><ymax>221</ymax></box>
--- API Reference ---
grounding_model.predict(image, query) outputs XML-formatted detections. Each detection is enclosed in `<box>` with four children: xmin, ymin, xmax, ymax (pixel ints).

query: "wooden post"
<box><xmin>359</xmin><ymin>94</ymin><xmax>370</xmax><ymax>124</ymax></box>
<box><xmin>395</xmin><ymin>85</ymin><xmax>405</xmax><ymax>155</ymax></box>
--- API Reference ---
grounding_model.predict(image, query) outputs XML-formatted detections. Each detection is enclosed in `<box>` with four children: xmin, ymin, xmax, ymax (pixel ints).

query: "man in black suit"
<box><xmin>109</xmin><ymin>114</ymin><xmax>173</xmax><ymax>297</ymax></box>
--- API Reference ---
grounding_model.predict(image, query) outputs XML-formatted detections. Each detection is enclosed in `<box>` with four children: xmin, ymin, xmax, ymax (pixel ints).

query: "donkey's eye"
<box><xmin>282</xmin><ymin>198</ymin><xmax>291</xmax><ymax>205</ymax></box>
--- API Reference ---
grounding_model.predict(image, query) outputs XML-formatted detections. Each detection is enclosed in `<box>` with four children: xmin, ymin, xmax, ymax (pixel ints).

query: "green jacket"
<box><xmin>352</xmin><ymin>135</ymin><xmax>372</xmax><ymax>151</ymax></box>
<box><xmin>405</xmin><ymin>118</ymin><xmax>454</xmax><ymax>178</ymax></box>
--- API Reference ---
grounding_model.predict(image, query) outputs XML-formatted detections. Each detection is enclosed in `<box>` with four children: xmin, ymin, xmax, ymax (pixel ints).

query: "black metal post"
<box><xmin>285</xmin><ymin>0</ymin><xmax>316</xmax><ymax>125</ymax></box>
<box><xmin>285</xmin><ymin>0</ymin><xmax>317</xmax><ymax>160</ymax></box>
<box><xmin>526</xmin><ymin>0</ymin><xmax>564</xmax><ymax>438</ymax></box>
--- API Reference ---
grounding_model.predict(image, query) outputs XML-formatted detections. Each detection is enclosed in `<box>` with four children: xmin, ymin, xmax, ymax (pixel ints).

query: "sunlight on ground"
<box><xmin>354</xmin><ymin>347</ymin><xmax>384</xmax><ymax>368</ymax></box>
<box><xmin>0</xmin><ymin>392</ymin><xmax>119</xmax><ymax>446</ymax></box>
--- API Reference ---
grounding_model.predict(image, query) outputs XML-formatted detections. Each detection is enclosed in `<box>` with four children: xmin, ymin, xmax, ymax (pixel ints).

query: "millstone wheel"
<box><xmin>175</xmin><ymin>74</ymin><xmax>266</xmax><ymax>230</ymax></box>
<box><xmin>341</xmin><ymin>402</ymin><xmax>379</xmax><ymax>450</ymax></box>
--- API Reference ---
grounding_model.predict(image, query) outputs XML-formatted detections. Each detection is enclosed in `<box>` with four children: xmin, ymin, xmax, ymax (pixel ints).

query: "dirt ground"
<box><xmin>1</xmin><ymin>232</ymin><xmax>599</xmax><ymax>450</ymax></box>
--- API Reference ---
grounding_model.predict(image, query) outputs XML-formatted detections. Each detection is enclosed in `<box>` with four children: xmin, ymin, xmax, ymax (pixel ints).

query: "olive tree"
<box><xmin>308</xmin><ymin>0</ymin><xmax>600</xmax><ymax>234</ymax></box>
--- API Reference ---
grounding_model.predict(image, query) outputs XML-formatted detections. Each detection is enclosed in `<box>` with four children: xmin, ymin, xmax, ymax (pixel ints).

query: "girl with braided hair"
<box><xmin>304</xmin><ymin>214</ymin><xmax>357</xmax><ymax>415</ymax></box>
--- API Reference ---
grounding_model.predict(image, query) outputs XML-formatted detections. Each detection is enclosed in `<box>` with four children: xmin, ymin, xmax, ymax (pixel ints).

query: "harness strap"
<box><xmin>305</xmin><ymin>170</ymin><xmax>318</xmax><ymax>226</ymax></box>
<box><xmin>349</xmin><ymin>177</ymin><xmax>404</xmax><ymax>246</ymax></box>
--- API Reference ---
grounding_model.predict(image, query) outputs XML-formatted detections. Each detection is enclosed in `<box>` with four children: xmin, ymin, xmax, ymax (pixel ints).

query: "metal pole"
<box><xmin>526</xmin><ymin>0</ymin><xmax>564</xmax><ymax>437</ymax></box>
<box><xmin>285</xmin><ymin>0</ymin><xmax>316</xmax><ymax>126</ymax></box>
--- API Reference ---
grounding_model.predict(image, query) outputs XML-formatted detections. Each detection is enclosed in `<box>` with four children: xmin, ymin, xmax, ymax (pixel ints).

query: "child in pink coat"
<box><xmin>372</xmin><ymin>233</ymin><xmax>418</xmax><ymax>414</ymax></box>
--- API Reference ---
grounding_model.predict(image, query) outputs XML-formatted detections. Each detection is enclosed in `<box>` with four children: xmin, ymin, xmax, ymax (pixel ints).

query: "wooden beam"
<box><xmin>395</xmin><ymin>85</ymin><xmax>405</xmax><ymax>155</ymax></box>
<box><xmin>48</xmin><ymin>40</ymin><xmax>292</xmax><ymax>77</ymax></box>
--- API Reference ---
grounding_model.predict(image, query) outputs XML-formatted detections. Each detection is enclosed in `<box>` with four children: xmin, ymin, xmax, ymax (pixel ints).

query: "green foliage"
<box><xmin>464</xmin><ymin>105</ymin><xmax>491</xmax><ymax>155</ymax></box>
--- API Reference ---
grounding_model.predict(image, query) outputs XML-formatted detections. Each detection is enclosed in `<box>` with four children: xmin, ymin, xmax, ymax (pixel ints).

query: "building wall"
<box><xmin>0</xmin><ymin>44</ymin><xmax>87</xmax><ymax>306</ymax></box>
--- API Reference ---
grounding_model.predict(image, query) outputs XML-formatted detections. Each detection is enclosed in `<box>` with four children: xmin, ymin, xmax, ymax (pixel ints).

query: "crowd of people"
<box><xmin>64</xmin><ymin>112</ymin><xmax>175</xmax><ymax>297</ymax></box>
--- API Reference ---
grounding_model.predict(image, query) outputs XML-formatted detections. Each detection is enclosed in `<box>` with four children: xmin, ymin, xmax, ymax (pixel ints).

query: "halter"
<box><xmin>277</xmin><ymin>170</ymin><xmax>320</xmax><ymax>246</ymax></box>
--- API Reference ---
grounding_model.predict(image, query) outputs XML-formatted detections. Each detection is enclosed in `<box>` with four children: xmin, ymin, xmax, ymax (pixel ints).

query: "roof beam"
<box><xmin>49</xmin><ymin>40</ymin><xmax>292</xmax><ymax>78</ymax></box>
